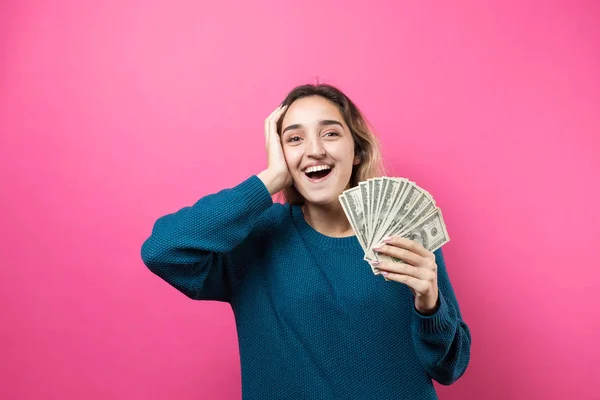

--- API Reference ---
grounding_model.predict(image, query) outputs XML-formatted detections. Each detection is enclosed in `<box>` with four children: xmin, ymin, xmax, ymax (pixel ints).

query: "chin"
<box><xmin>297</xmin><ymin>187</ymin><xmax>343</xmax><ymax>207</ymax></box>
<box><xmin>303</xmin><ymin>195</ymin><xmax>335</xmax><ymax>206</ymax></box>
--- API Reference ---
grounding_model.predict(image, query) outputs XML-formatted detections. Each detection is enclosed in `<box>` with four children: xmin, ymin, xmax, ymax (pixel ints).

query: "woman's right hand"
<box><xmin>258</xmin><ymin>105</ymin><xmax>293</xmax><ymax>195</ymax></box>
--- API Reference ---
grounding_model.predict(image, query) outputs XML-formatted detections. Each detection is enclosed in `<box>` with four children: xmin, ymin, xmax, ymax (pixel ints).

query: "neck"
<box><xmin>301</xmin><ymin>201</ymin><xmax>354</xmax><ymax>238</ymax></box>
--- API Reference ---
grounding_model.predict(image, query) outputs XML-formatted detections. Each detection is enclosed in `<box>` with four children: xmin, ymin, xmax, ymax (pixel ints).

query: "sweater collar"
<box><xmin>290</xmin><ymin>205</ymin><xmax>361</xmax><ymax>249</ymax></box>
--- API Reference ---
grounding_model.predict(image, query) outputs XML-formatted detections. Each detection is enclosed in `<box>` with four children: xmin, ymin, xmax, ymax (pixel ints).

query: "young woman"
<box><xmin>141</xmin><ymin>84</ymin><xmax>471</xmax><ymax>399</ymax></box>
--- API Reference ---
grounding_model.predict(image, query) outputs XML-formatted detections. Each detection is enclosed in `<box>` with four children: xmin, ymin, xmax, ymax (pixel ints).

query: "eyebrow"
<box><xmin>281</xmin><ymin>119</ymin><xmax>343</xmax><ymax>135</ymax></box>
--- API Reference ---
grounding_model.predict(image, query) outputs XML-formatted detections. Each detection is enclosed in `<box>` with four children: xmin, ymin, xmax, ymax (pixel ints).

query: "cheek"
<box><xmin>339</xmin><ymin>148</ymin><xmax>355</xmax><ymax>164</ymax></box>
<box><xmin>335</xmin><ymin>139</ymin><xmax>356</xmax><ymax>162</ymax></box>
<box><xmin>282</xmin><ymin>147</ymin><xmax>300</xmax><ymax>168</ymax></box>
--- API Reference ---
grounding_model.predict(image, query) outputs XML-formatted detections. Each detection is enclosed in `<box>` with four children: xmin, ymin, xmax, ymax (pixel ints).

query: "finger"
<box><xmin>269</xmin><ymin>105</ymin><xmax>287</xmax><ymax>134</ymax></box>
<box><xmin>380</xmin><ymin>236</ymin><xmax>433</xmax><ymax>259</ymax></box>
<box><xmin>268</xmin><ymin>105</ymin><xmax>288</xmax><ymax>124</ymax></box>
<box><xmin>267</xmin><ymin>104</ymin><xmax>286</xmax><ymax>120</ymax></box>
<box><xmin>265</xmin><ymin>105</ymin><xmax>287</xmax><ymax>141</ymax></box>
<box><xmin>265</xmin><ymin>105</ymin><xmax>286</xmax><ymax>127</ymax></box>
<box><xmin>374</xmin><ymin>260</ymin><xmax>432</xmax><ymax>281</ymax></box>
<box><xmin>372</xmin><ymin>244</ymin><xmax>423</xmax><ymax>266</ymax></box>
<box><xmin>381</xmin><ymin>272</ymin><xmax>428</xmax><ymax>293</ymax></box>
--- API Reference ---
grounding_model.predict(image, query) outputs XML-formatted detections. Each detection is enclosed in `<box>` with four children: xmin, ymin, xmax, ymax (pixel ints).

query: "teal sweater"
<box><xmin>141</xmin><ymin>175</ymin><xmax>471</xmax><ymax>399</ymax></box>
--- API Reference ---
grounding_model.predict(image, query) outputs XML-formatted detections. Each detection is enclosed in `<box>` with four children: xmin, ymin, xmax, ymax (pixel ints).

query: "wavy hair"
<box><xmin>276</xmin><ymin>83</ymin><xmax>386</xmax><ymax>205</ymax></box>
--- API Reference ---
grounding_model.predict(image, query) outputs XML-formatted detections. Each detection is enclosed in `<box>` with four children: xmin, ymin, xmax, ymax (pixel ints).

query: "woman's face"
<box><xmin>280</xmin><ymin>95</ymin><xmax>359</xmax><ymax>206</ymax></box>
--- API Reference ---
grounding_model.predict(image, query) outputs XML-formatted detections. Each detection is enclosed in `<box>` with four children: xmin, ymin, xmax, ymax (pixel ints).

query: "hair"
<box><xmin>276</xmin><ymin>83</ymin><xmax>386</xmax><ymax>205</ymax></box>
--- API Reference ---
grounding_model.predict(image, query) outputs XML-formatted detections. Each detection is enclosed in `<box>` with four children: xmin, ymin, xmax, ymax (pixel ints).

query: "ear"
<box><xmin>353</xmin><ymin>155</ymin><xmax>361</xmax><ymax>165</ymax></box>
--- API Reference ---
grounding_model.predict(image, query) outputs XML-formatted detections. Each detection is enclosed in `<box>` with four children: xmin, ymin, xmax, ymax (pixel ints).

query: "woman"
<box><xmin>141</xmin><ymin>84</ymin><xmax>471</xmax><ymax>399</ymax></box>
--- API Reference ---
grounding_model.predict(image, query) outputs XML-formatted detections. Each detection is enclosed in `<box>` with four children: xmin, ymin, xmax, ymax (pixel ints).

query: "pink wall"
<box><xmin>1</xmin><ymin>1</ymin><xmax>599</xmax><ymax>399</ymax></box>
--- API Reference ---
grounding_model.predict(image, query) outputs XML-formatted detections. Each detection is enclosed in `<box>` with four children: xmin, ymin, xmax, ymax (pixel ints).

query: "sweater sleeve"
<box><xmin>410</xmin><ymin>248</ymin><xmax>472</xmax><ymax>385</ymax></box>
<box><xmin>140</xmin><ymin>175</ymin><xmax>274</xmax><ymax>302</ymax></box>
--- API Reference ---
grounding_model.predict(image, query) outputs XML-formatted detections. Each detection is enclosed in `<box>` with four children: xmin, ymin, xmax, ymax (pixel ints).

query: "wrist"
<box><xmin>257</xmin><ymin>169</ymin><xmax>287</xmax><ymax>195</ymax></box>
<box><xmin>415</xmin><ymin>291</ymin><xmax>440</xmax><ymax>316</ymax></box>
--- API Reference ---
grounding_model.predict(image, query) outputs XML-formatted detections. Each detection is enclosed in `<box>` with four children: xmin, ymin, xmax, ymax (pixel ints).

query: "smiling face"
<box><xmin>280</xmin><ymin>95</ymin><xmax>360</xmax><ymax>206</ymax></box>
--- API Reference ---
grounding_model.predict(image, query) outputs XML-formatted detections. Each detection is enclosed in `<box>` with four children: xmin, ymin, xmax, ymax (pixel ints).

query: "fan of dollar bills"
<box><xmin>339</xmin><ymin>177</ymin><xmax>450</xmax><ymax>277</ymax></box>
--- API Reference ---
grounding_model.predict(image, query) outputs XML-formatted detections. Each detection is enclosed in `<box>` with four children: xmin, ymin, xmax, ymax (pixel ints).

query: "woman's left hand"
<box><xmin>372</xmin><ymin>237</ymin><xmax>439</xmax><ymax>315</ymax></box>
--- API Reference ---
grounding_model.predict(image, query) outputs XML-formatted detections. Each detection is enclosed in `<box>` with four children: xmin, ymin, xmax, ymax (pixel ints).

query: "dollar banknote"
<box><xmin>339</xmin><ymin>176</ymin><xmax>450</xmax><ymax>278</ymax></box>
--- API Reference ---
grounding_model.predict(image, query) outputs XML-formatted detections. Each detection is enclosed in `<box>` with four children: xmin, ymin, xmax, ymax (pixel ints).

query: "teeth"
<box><xmin>305</xmin><ymin>165</ymin><xmax>332</xmax><ymax>173</ymax></box>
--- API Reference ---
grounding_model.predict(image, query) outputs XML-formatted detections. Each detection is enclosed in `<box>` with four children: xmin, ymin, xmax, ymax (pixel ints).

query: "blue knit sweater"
<box><xmin>141</xmin><ymin>175</ymin><xmax>471</xmax><ymax>399</ymax></box>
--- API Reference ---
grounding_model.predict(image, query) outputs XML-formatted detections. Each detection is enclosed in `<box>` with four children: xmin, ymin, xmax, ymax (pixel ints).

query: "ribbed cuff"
<box><xmin>412</xmin><ymin>292</ymin><xmax>454</xmax><ymax>335</ymax></box>
<box><xmin>233</xmin><ymin>175</ymin><xmax>274</xmax><ymax>220</ymax></box>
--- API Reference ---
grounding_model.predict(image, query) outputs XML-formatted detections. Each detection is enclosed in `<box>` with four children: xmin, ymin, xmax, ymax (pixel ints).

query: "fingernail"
<box><xmin>371</xmin><ymin>261</ymin><xmax>380</xmax><ymax>266</ymax></box>
<box><xmin>382</xmin><ymin>237</ymin><xmax>392</xmax><ymax>242</ymax></box>
<box><xmin>381</xmin><ymin>271</ymin><xmax>389</xmax><ymax>276</ymax></box>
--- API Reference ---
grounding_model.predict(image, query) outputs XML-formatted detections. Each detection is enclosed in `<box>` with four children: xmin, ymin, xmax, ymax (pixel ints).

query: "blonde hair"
<box><xmin>275</xmin><ymin>83</ymin><xmax>386</xmax><ymax>205</ymax></box>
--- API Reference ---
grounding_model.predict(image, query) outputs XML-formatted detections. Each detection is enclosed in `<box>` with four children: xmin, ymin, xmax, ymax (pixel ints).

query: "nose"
<box><xmin>306</xmin><ymin>137</ymin><xmax>326</xmax><ymax>158</ymax></box>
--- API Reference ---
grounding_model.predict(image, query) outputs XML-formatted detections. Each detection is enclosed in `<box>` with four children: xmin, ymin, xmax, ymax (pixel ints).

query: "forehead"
<box><xmin>282</xmin><ymin>96</ymin><xmax>345</xmax><ymax>127</ymax></box>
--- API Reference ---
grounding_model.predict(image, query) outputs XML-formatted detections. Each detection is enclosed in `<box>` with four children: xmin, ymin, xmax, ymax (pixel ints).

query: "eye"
<box><xmin>287</xmin><ymin>136</ymin><xmax>301</xmax><ymax>143</ymax></box>
<box><xmin>324</xmin><ymin>131</ymin><xmax>340</xmax><ymax>137</ymax></box>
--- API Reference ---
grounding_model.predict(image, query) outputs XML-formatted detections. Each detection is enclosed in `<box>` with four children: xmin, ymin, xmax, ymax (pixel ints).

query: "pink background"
<box><xmin>1</xmin><ymin>0</ymin><xmax>599</xmax><ymax>399</ymax></box>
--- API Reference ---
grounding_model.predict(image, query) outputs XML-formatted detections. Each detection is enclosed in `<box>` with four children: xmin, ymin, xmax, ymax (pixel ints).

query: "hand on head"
<box><xmin>258</xmin><ymin>105</ymin><xmax>293</xmax><ymax>195</ymax></box>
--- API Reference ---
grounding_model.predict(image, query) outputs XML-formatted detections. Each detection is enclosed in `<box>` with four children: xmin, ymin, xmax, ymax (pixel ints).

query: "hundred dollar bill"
<box><xmin>375</xmin><ymin>207</ymin><xmax>449</xmax><ymax>270</ymax></box>
<box><xmin>368</xmin><ymin>178</ymin><xmax>382</xmax><ymax>245</ymax></box>
<box><xmin>398</xmin><ymin>193</ymin><xmax>436</xmax><ymax>236</ymax></box>
<box><xmin>396</xmin><ymin>192</ymin><xmax>436</xmax><ymax>236</ymax></box>
<box><xmin>370</xmin><ymin>178</ymin><xmax>389</xmax><ymax>246</ymax></box>
<box><xmin>370</xmin><ymin>178</ymin><xmax>403</xmax><ymax>252</ymax></box>
<box><xmin>359</xmin><ymin>182</ymin><xmax>370</xmax><ymax>244</ymax></box>
<box><xmin>340</xmin><ymin>176</ymin><xmax>450</xmax><ymax>278</ymax></box>
<box><xmin>338</xmin><ymin>189</ymin><xmax>368</xmax><ymax>252</ymax></box>
<box><xmin>339</xmin><ymin>189</ymin><xmax>382</xmax><ymax>274</ymax></box>
<box><xmin>401</xmin><ymin>207</ymin><xmax>449</xmax><ymax>253</ymax></box>
<box><xmin>364</xmin><ymin>180</ymin><xmax>420</xmax><ymax>261</ymax></box>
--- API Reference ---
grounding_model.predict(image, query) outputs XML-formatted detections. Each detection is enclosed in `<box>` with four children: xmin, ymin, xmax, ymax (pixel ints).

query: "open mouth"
<box><xmin>304</xmin><ymin>165</ymin><xmax>333</xmax><ymax>181</ymax></box>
